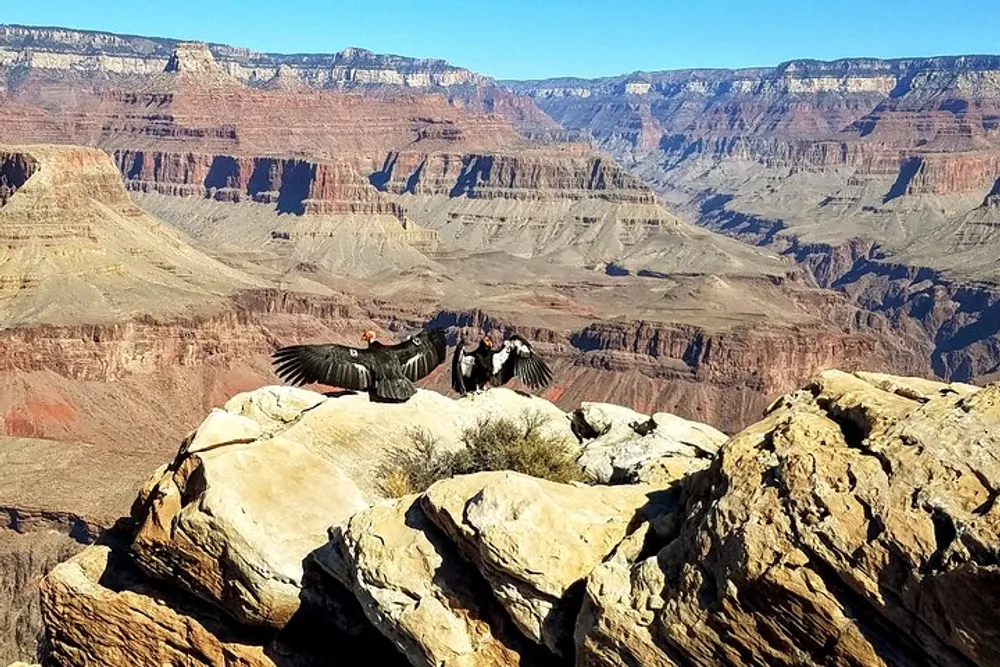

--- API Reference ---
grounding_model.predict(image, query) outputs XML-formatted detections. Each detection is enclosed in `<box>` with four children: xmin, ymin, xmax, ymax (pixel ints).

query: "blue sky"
<box><xmin>4</xmin><ymin>0</ymin><xmax>997</xmax><ymax>80</ymax></box>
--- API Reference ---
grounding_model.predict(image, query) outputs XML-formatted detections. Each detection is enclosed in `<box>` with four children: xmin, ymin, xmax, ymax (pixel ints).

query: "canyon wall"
<box><xmin>511</xmin><ymin>56</ymin><xmax>1000</xmax><ymax>386</ymax></box>
<box><xmin>0</xmin><ymin>24</ymin><xmax>561</xmax><ymax>136</ymax></box>
<box><xmin>0</xmin><ymin>288</ymin><xmax>922</xmax><ymax>440</ymax></box>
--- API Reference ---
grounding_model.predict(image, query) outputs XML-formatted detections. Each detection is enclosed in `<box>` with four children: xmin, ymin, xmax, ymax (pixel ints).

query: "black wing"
<box><xmin>385</xmin><ymin>327</ymin><xmax>448</xmax><ymax>382</ymax></box>
<box><xmin>493</xmin><ymin>334</ymin><xmax>554</xmax><ymax>389</ymax></box>
<box><xmin>271</xmin><ymin>343</ymin><xmax>374</xmax><ymax>390</ymax></box>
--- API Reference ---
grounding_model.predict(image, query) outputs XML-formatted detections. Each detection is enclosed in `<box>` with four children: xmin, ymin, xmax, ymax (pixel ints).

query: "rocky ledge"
<box><xmin>30</xmin><ymin>370</ymin><xmax>1000</xmax><ymax>666</ymax></box>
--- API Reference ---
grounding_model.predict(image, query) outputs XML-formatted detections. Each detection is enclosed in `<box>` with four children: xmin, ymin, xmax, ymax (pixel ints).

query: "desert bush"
<box><xmin>375</xmin><ymin>410</ymin><xmax>586</xmax><ymax>498</ymax></box>
<box><xmin>374</xmin><ymin>427</ymin><xmax>464</xmax><ymax>498</ymax></box>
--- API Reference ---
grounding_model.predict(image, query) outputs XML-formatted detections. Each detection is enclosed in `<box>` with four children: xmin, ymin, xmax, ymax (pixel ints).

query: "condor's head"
<box><xmin>480</xmin><ymin>335</ymin><xmax>494</xmax><ymax>349</ymax></box>
<box><xmin>361</xmin><ymin>330</ymin><xmax>378</xmax><ymax>346</ymax></box>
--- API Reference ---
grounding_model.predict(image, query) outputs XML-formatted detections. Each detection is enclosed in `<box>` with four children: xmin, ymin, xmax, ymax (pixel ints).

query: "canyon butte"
<box><xmin>1</xmin><ymin>22</ymin><xmax>1000</xmax><ymax>667</ymax></box>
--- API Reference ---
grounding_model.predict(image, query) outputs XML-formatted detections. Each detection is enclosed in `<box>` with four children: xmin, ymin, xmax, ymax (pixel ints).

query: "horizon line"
<box><xmin>3</xmin><ymin>21</ymin><xmax>1000</xmax><ymax>83</ymax></box>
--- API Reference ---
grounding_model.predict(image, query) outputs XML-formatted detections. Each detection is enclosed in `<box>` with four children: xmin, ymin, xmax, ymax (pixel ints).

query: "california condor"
<box><xmin>452</xmin><ymin>333</ymin><xmax>553</xmax><ymax>395</ymax></box>
<box><xmin>271</xmin><ymin>327</ymin><xmax>447</xmax><ymax>402</ymax></box>
<box><xmin>451</xmin><ymin>334</ymin><xmax>495</xmax><ymax>396</ymax></box>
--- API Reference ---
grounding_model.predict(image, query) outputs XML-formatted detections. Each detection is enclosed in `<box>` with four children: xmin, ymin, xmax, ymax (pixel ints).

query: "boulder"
<box><xmin>130</xmin><ymin>404</ymin><xmax>369</xmax><ymax>629</ymax></box>
<box><xmin>574</xmin><ymin>523</ymin><xmax>668</xmax><ymax>667</ymax></box>
<box><xmin>129</xmin><ymin>386</ymin><xmax>575</xmax><ymax>630</ymax></box>
<box><xmin>421</xmin><ymin>471</ymin><xmax>654</xmax><ymax>655</ymax></box>
<box><xmin>319</xmin><ymin>496</ymin><xmax>550</xmax><ymax>667</ymax></box>
<box><xmin>577</xmin><ymin>369</ymin><xmax>1000</xmax><ymax>666</ymax></box>
<box><xmin>571</xmin><ymin>402</ymin><xmax>725</xmax><ymax>483</ymax></box>
<box><xmin>38</xmin><ymin>539</ymin><xmax>278</xmax><ymax>667</ymax></box>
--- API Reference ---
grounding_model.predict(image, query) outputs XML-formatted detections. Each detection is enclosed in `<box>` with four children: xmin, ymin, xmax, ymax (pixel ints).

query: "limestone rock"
<box><xmin>630</xmin><ymin>455</ymin><xmax>709</xmax><ymax>488</ymax></box>
<box><xmin>422</xmin><ymin>471</ymin><xmax>653</xmax><ymax>655</ymax></box>
<box><xmin>577</xmin><ymin>369</ymin><xmax>1000</xmax><ymax>666</ymax></box>
<box><xmin>574</xmin><ymin>523</ymin><xmax>668</xmax><ymax>667</ymax></box>
<box><xmin>39</xmin><ymin>540</ymin><xmax>278</xmax><ymax>667</ymax></box>
<box><xmin>0</xmin><ymin>530</ymin><xmax>83</xmax><ymax>665</ymax></box>
<box><xmin>221</xmin><ymin>385</ymin><xmax>574</xmax><ymax>498</ymax></box>
<box><xmin>319</xmin><ymin>496</ymin><xmax>549</xmax><ymax>667</ymax></box>
<box><xmin>130</xmin><ymin>386</ymin><xmax>574</xmax><ymax>630</ymax></box>
<box><xmin>571</xmin><ymin>402</ymin><xmax>725</xmax><ymax>483</ymax></box>
<box><xmin>130</xmin><ymin>400</ymin><xmax>370</xmax><ymax>629</ymax></box>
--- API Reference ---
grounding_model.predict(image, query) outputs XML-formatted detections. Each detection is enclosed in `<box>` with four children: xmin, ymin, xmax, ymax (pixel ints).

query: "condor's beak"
<box><xmin>482</xmin><ymin>336</ymin><xmax>493</xmax><ymax>347</ymax></box>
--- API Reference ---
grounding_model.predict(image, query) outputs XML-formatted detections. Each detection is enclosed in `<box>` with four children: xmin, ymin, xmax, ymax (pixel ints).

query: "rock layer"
<box><xmin>511</xmin><ymin>58</ymin><xmax>1000</xmax><ymax>390</ymax></box>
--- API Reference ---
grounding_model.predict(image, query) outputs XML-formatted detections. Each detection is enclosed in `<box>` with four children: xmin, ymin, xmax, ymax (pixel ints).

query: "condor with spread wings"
<box><xmin>452</xmin><ymin>333</ymin><xmax>553</xmax><ymax>395</ymax></box>
<box><xmin>271</xmin><ymin>327</ymin><xmax>447</xmax><ymax>402</ymax></box>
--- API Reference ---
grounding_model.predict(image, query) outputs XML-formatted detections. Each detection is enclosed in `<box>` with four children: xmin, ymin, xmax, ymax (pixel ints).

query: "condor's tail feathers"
<box><xmin>374</xmin><ymin>377</ymin><xmax>417</xmax><ymax>402</ymax></box>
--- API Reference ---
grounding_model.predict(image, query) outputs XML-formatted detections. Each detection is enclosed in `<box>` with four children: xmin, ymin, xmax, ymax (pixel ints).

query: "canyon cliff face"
<box><xmin>0</xmin><ymin>24</ymin><xmax>561</xmax><ymax>137</ymax></box>
<box><xmin>0</xmin><ymin>30</ymin><xmax>951</xmax><ymax>439</ymax></box>
<box><xmin>0</xmin><ymin>28</ymin><xmax>747</xmax><ymax>280</ymax></box>
<box><xmin>510</xmin><ymin>56</ymin><xmax>1000</xmax><ymax>387</ymax></box>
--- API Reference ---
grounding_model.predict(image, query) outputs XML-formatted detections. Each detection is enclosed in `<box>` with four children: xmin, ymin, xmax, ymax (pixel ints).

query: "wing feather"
<box><xmin>271</xmin><ymin>343</ymin><xmax>373</xmax><ymax>390</ymax></box>
<box><xmin>491</xmin><ymin>345</ymin><xmax>511</xmax><ymax>377</ymax></box>
<box><xmin>451</xmin><ymin>344</ymin><xmax>467</xmax><ymax>393</ymax></box>
<box><xmin>390</xmin><ymin>327</ymin><xmax>448</xmax><ymax>382</ymax></box>
<box><xmin>496</xmin><ymin>335</ymin><xmax>553</xmax><ymax>389</ymax></box>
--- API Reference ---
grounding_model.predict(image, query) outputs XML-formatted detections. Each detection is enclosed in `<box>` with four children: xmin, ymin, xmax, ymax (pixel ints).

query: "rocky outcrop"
<box><xmin>577</xmin><ymin>369</ymin><xmax>1000</xmax><ymax>666</ymax></box>
<box><xmin>34</xmin><ymin>384</ymin><xmax>713</xmax><ymax>665</ymax></box>
<box><xmin>39</xmin><ymin>542</ymin><xmax>279</xmax><ymax>667</ymax></box>
<box><xmin>127</xmin><ymin>386</ymin><xmax>573</xmax><ymax>629</ymax></box>
<box><xmin>35</xmin><ymin>371</ymin><xmax>1000</xmax><ymax>666</ymax></box>
<box><xmin>569</xmin><ymin>402</ymin><xmax>726</xmax><ymax>483</ymax></box>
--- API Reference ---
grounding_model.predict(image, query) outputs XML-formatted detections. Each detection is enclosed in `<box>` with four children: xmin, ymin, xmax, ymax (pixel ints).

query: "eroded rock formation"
<box><xmin>577</xmin><ymin>369</ymin><xmax>1000</xmax><ymax>666</ymax></box>
<box><xmin>512</xmin><ymin>58</ymin><xmax>1000</xmax><ymax>390</ymax></box>
<box><xmin>0</xmin><ymin>29</ymin><xmax>941</xmax><ymax>442</ymax></box>
<box><xmin>32</xmin><ymin>372</ymin><xmax>1000</xmax><ymax>665</ymax></box>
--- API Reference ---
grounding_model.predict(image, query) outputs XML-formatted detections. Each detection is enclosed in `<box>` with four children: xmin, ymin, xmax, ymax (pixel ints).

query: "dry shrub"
<box><xmin>374</xmin><ymin>428</ymin><xmax>463</xmax><ymax>498</ymax></box>
<box><xmin>375</xmin><ymin>410</ymin><xmax>586</xmax><ymax>498</ymax></box>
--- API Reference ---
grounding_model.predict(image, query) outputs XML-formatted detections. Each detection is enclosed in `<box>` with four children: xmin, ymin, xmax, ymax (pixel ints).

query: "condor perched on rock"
<box><xmin>452</xmin><ymin>333</ymin><xmax>553</xmax><ymax>396</ymax></box>
<box><xmin>451</xmin><ymin>335</ymin><xmax>495</xmax><ymax>396</ymax></box>
<box><xmin>272</xmin><ymin>327</ymin><xmax>447</xmax><ymax>402</ymax></box>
